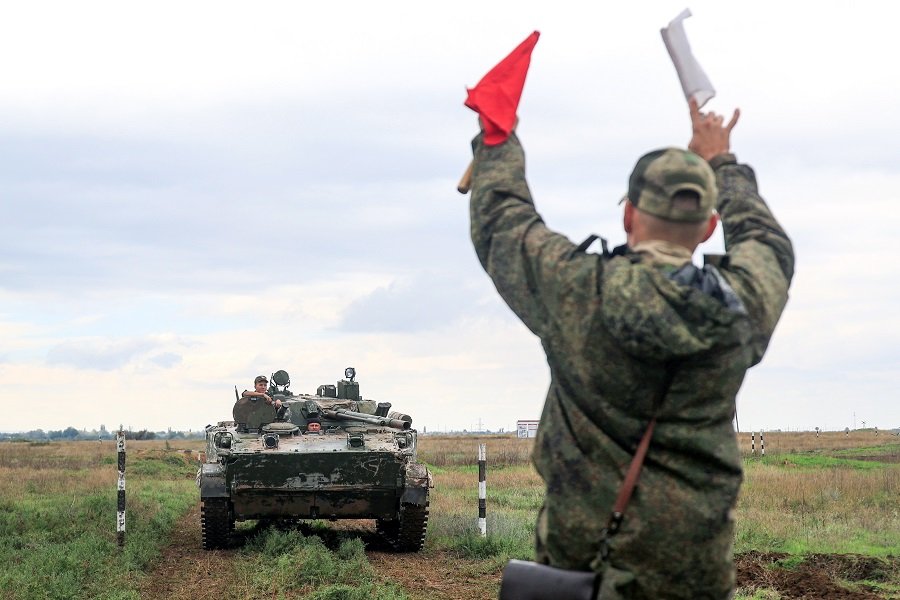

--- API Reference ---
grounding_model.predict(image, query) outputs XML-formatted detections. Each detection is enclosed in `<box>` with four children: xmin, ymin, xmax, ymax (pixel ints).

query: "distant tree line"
<box><xmin>0</xmin><ymin>426</ymin><xmax>204</xmax><ymax>442</ymax></box>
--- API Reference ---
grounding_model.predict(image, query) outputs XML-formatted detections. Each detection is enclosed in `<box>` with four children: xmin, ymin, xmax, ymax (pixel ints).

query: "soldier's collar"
<box><xmin>631</xmin><ymin>240</ymin><xmax>693</xmax><ymax>268</ymax></box>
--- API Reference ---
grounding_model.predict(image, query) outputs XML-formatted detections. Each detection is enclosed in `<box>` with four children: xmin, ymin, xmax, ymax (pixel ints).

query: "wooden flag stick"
<box><xmin>457</xmin><ymin>160</ymin><xmax>474</xmax><ymax>194</ymax></box>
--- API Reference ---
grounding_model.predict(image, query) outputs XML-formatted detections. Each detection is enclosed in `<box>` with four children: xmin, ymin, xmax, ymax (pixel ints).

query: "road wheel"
<box><xmin>200</xmin><ymin>498</ymin><xmax>234</xmax><ymax>550</ymax></box>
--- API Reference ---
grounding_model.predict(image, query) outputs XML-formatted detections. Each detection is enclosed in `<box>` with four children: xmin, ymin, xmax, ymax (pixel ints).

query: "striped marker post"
<box><xmin>116</xmin><ymin>431</ymin><xmax>126</xmax><ymax>547</ymax></box>
<box><xmin>478</xmin><ymin>443</ymin><xmax>486</xmax><ymax>537</ymax></box>
<box><xmin>760</xmin><ymin>431</ymin><xmax>766</xmax><ymax>457</ymax></box>
<box><xmin>751</xmin><ymin>432</ymin><xmax>756</xmax><ymax>455</ymax></box>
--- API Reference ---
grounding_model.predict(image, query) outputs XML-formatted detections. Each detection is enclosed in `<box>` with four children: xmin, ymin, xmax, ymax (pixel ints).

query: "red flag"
<box><xmin>465</xmin><ymin>31</ymin><xmax>540</xmax><ymax>146</ymax></box>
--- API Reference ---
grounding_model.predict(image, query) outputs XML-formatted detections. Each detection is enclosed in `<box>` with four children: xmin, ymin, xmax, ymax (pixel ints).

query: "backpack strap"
<box><xmin>576</xmin><ymin>234</ymin><xmax>613</xmax><ymax>256</ymax></box>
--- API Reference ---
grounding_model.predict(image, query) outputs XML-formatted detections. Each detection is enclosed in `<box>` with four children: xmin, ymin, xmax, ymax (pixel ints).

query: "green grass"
<box><xmin>446</xmin><ymin>527</ymin><xmax>533</xmax><ymax>562</ymax></box>
<box><xmin>3</xmin><ymin>437</ymin><xmax>898</xmax><ymax>599</ymax></box>
<box><xmin>735</xmin><ymin>456</ymin><xmax>900</xmax><ymax>557</ymax></box>
<box><xmin>426</xmin><ymin>465</ymin><xmax>537</xmax><ymax>563</ymax></box>
<box><xmin>0</xmin><ymin>473</ymin><xmax>197</xmax><ymax>600</ymax></box>
<box><xmin>734</xmin><ymin>590</ymin><xmax>781</xmax><ymax>600</ymax></box>
<box><xmin>127</xmin><ymin>454</ymin><xmax>193</xmax><ymax>477</ymax></box>
<box><xmin>0</xmin><ymin>440</ymin><xmax>414</xmax><ymax>599</ymax></box>
<box><xmin>832</xmin><ymin>442</ymin><xmax>900</xmax><ymax>458</ymax></box>
<box><xmin>734</xmin><ymin>524</ymin><xmax>787</xmax><ymax>553</ymax></box>
<box><xmin>763</xmin><ymin>453</ymin><xmax>892</xmax><ymax>470</ymax></box>
<box><xmin>235</xmin><ymin>528</ymin><xmax>409</xmax><ymax>599</ymax></box>
<box><xmin>487</xmin><ymin>485</ymin><xmax>543</xmax><ymax>511</ymax></box>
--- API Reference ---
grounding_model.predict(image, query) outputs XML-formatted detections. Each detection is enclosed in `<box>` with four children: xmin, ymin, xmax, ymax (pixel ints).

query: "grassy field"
<box><xmin>0</xmin><ymin>440</ymin><xmax>200</xmax><ymax>599</ymax></box>
<box><xmin>422</xmin><ymin>432</ymin><xmax>900</xmax><ymax>598</ymax></box>
<box><xmin>0</xmin><ymin>432</ymin><xmax>897</xmax><ymax>599</ymax></box>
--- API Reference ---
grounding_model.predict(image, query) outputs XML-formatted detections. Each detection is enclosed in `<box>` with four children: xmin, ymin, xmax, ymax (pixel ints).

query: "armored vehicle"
<box><xmin>198</xmin><ymin>368</ymin><xmax>432</xmax><ymax>552</ymax></box>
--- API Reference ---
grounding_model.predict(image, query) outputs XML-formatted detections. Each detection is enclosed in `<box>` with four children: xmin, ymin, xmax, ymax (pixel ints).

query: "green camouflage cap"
<box><xmin>626</xmin><ymin>148</ymin><xmax>717</xmax><ymax>223</ymax></box>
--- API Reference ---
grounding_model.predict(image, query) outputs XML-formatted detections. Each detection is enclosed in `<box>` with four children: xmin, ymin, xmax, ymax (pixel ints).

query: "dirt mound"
<box><xmin>736</xmin><ymin>551</ymin><xmax>897</xmax><ymax>600</ymax></box>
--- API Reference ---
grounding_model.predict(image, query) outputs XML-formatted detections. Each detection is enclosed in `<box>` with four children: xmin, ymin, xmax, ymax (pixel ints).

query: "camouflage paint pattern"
<box><xmin>205</xmin><ymin>429</ymin><xmax>409</xmax><ymax>518</ymax></box>
<box><xmin>469</xmin><ymin>133</ymin><xmax>793</xmax><ymax>599</ymax></box>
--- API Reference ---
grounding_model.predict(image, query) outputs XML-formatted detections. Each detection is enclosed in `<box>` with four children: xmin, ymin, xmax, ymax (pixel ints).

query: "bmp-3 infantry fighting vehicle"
<box><xmin>198</xmin><ymin>368</ymin><xmax>432</xmax><ymax>551</ymax></box>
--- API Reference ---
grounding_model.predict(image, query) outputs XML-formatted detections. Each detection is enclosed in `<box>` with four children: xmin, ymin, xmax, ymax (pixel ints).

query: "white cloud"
<box><xmin>1</xmin><ymin>1</ymin><xmax>899</xmax><ymax>434</ymax></box>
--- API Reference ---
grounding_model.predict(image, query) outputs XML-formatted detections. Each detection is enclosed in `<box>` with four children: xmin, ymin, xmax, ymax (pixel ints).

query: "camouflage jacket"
<box><xmin>469</xmin><ymin>133</ymin><xmax>794</xmax><ymax>599</ymax></box>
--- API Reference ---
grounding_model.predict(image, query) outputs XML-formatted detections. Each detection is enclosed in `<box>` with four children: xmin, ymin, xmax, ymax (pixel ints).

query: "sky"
<box><xmin>1</xmin><ymin>1</ymin><xmax>898</xmax><ymax>434</ymax></box>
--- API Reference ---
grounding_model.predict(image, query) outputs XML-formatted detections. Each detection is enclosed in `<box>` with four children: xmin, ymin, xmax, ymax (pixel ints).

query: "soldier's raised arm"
<box><xmin>689</xmin><ymin>99</ymin><xmax>795</xmax><ymax>363</ymax></box>
<box><xmin>469</xmin><ymin>129</ymin><xmax>600</xmax><ymax>340</ymax></box>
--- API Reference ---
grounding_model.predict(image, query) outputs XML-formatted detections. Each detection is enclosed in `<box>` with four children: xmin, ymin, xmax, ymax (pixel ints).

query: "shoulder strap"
<box><xmin>605</xmin><ymin>417</ymin><xmax>656</xmax><ymax>537</ymax></box>
<box><xmin>598</xmin><ymin>370</ymin><xmax>673</xmax><ymax>560</ymax></box>
<box><xmin>597</xmin><ymin>420</ymin><xmax>657</xmax><ymax>562</ymax></box>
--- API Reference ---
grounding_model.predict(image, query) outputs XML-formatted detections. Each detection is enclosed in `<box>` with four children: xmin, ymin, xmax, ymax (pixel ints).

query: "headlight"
<box><xmin>214</xmin><ymin>432</ymin><xmax>233</xmax><ymax>449</ymax></box>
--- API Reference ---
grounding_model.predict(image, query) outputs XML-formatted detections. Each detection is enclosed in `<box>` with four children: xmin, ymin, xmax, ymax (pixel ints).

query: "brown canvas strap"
<box><xmin>597</xmin><ymin>414</ymin><xmax>660</xmax><ymax>564</ymax></box>
<box><xmin>597</xmin><ymin>370</ymin><xmax>673</xmax><ymax>563</ymax></box>
<box><xmin>605</xmin><ymin>416</ymin><xmax>657</xmax><ymax>536</ymax></box>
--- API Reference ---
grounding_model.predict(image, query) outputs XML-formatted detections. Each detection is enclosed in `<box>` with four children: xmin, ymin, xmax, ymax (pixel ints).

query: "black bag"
<box><xmin>499</xmin><ymin>559</ymin><xmax>598</xmax><ymax>600</ymax></box>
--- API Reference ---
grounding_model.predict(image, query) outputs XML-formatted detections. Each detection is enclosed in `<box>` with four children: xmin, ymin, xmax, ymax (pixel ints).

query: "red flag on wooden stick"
<box><xmin>465</xmin><ymin>31</ymin><xmax>540</xmax><ymax>146</ymax></box>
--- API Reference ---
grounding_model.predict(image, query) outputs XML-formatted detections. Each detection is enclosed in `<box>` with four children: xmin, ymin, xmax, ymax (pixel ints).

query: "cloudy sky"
<box><xmin>1</xmin><ymin>1</ymin><xmax>897</xmax><ymax>434</ymax></box>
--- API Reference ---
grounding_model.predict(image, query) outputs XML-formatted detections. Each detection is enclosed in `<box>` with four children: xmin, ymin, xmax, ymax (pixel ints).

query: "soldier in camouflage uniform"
<box><xmin>468</xmin><ymin>101</ymin><xmax>793</xmax><ymax>599</ymax></box>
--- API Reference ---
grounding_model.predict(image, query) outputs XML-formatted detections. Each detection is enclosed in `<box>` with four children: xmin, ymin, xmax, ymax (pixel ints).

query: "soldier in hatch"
<box><xmin>241</xmin><ymin>375</ymin><xmax>282</xmax><ymax>411</ymax></box>
<box><xmin>467</xmin><ymin>100</ymin><xmax>793</xmax><ymax>598</ymax></box>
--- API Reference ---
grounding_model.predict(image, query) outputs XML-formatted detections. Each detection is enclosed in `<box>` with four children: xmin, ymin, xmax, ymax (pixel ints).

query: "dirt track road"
<box><xmin>139</xmin><ymin>506</ymin><xmax>501</xmax><ymax>600</ymax></box>
<box><xmin>138</xmin><ymin>505</ymin><xmax>237</xmax><ymax>600</ymax></box>
<box><xmin>140</xmin><ymin>506</ymin><xmax>895</xmax><ymax>600</ymax></box>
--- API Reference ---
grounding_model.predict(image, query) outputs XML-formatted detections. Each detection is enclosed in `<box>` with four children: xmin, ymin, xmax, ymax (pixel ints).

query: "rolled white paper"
<box><xmin>661</xmin><ymin>8</ymin><xmax>715</xmax><ymax>107</ymax></box>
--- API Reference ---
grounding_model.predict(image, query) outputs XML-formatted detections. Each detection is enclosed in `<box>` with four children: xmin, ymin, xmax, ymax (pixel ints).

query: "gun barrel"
<box><xmin>321</xmin><ymin>408</ymin><xmax>410</xmax><ymax>430</ymax></box>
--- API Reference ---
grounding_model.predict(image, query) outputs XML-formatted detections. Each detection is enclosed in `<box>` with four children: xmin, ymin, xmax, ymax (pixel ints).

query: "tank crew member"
<box><xmin>241</xmin><ymin>375</ymin><xmax>282</xmax><ymax>411</ymax></box>
<box><xmin>467</xmin><ymin>99</ymin><xmax>794</xmax><ymax>598</ymax></box>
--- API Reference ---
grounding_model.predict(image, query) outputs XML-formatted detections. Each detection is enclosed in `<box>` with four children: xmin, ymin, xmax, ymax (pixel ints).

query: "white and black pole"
<box><xmin>760</xmin><ymin>431</ymin><xmax>766</xmax><ymax>457</ymax></box>
<box><xmin>116</xmin><ymin>430</ymin><xmax>126</xmax><ymax>547</ymax></box>
<box><xmin>751</xmin><ymin>432</ymin><xmax>756</xmax><ymax>455</ymax></box>
<box><xmin>478</xmin><ymin>443</ymin><xmax>486</xmax><ymax>537</ymax></box>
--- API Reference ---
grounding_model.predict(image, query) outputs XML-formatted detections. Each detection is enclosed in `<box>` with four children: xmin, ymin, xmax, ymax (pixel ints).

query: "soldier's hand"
<box><xmin>688</xmin><ymin>98</ymin><xmax>739</xmax><ymax>162</ymax></box>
